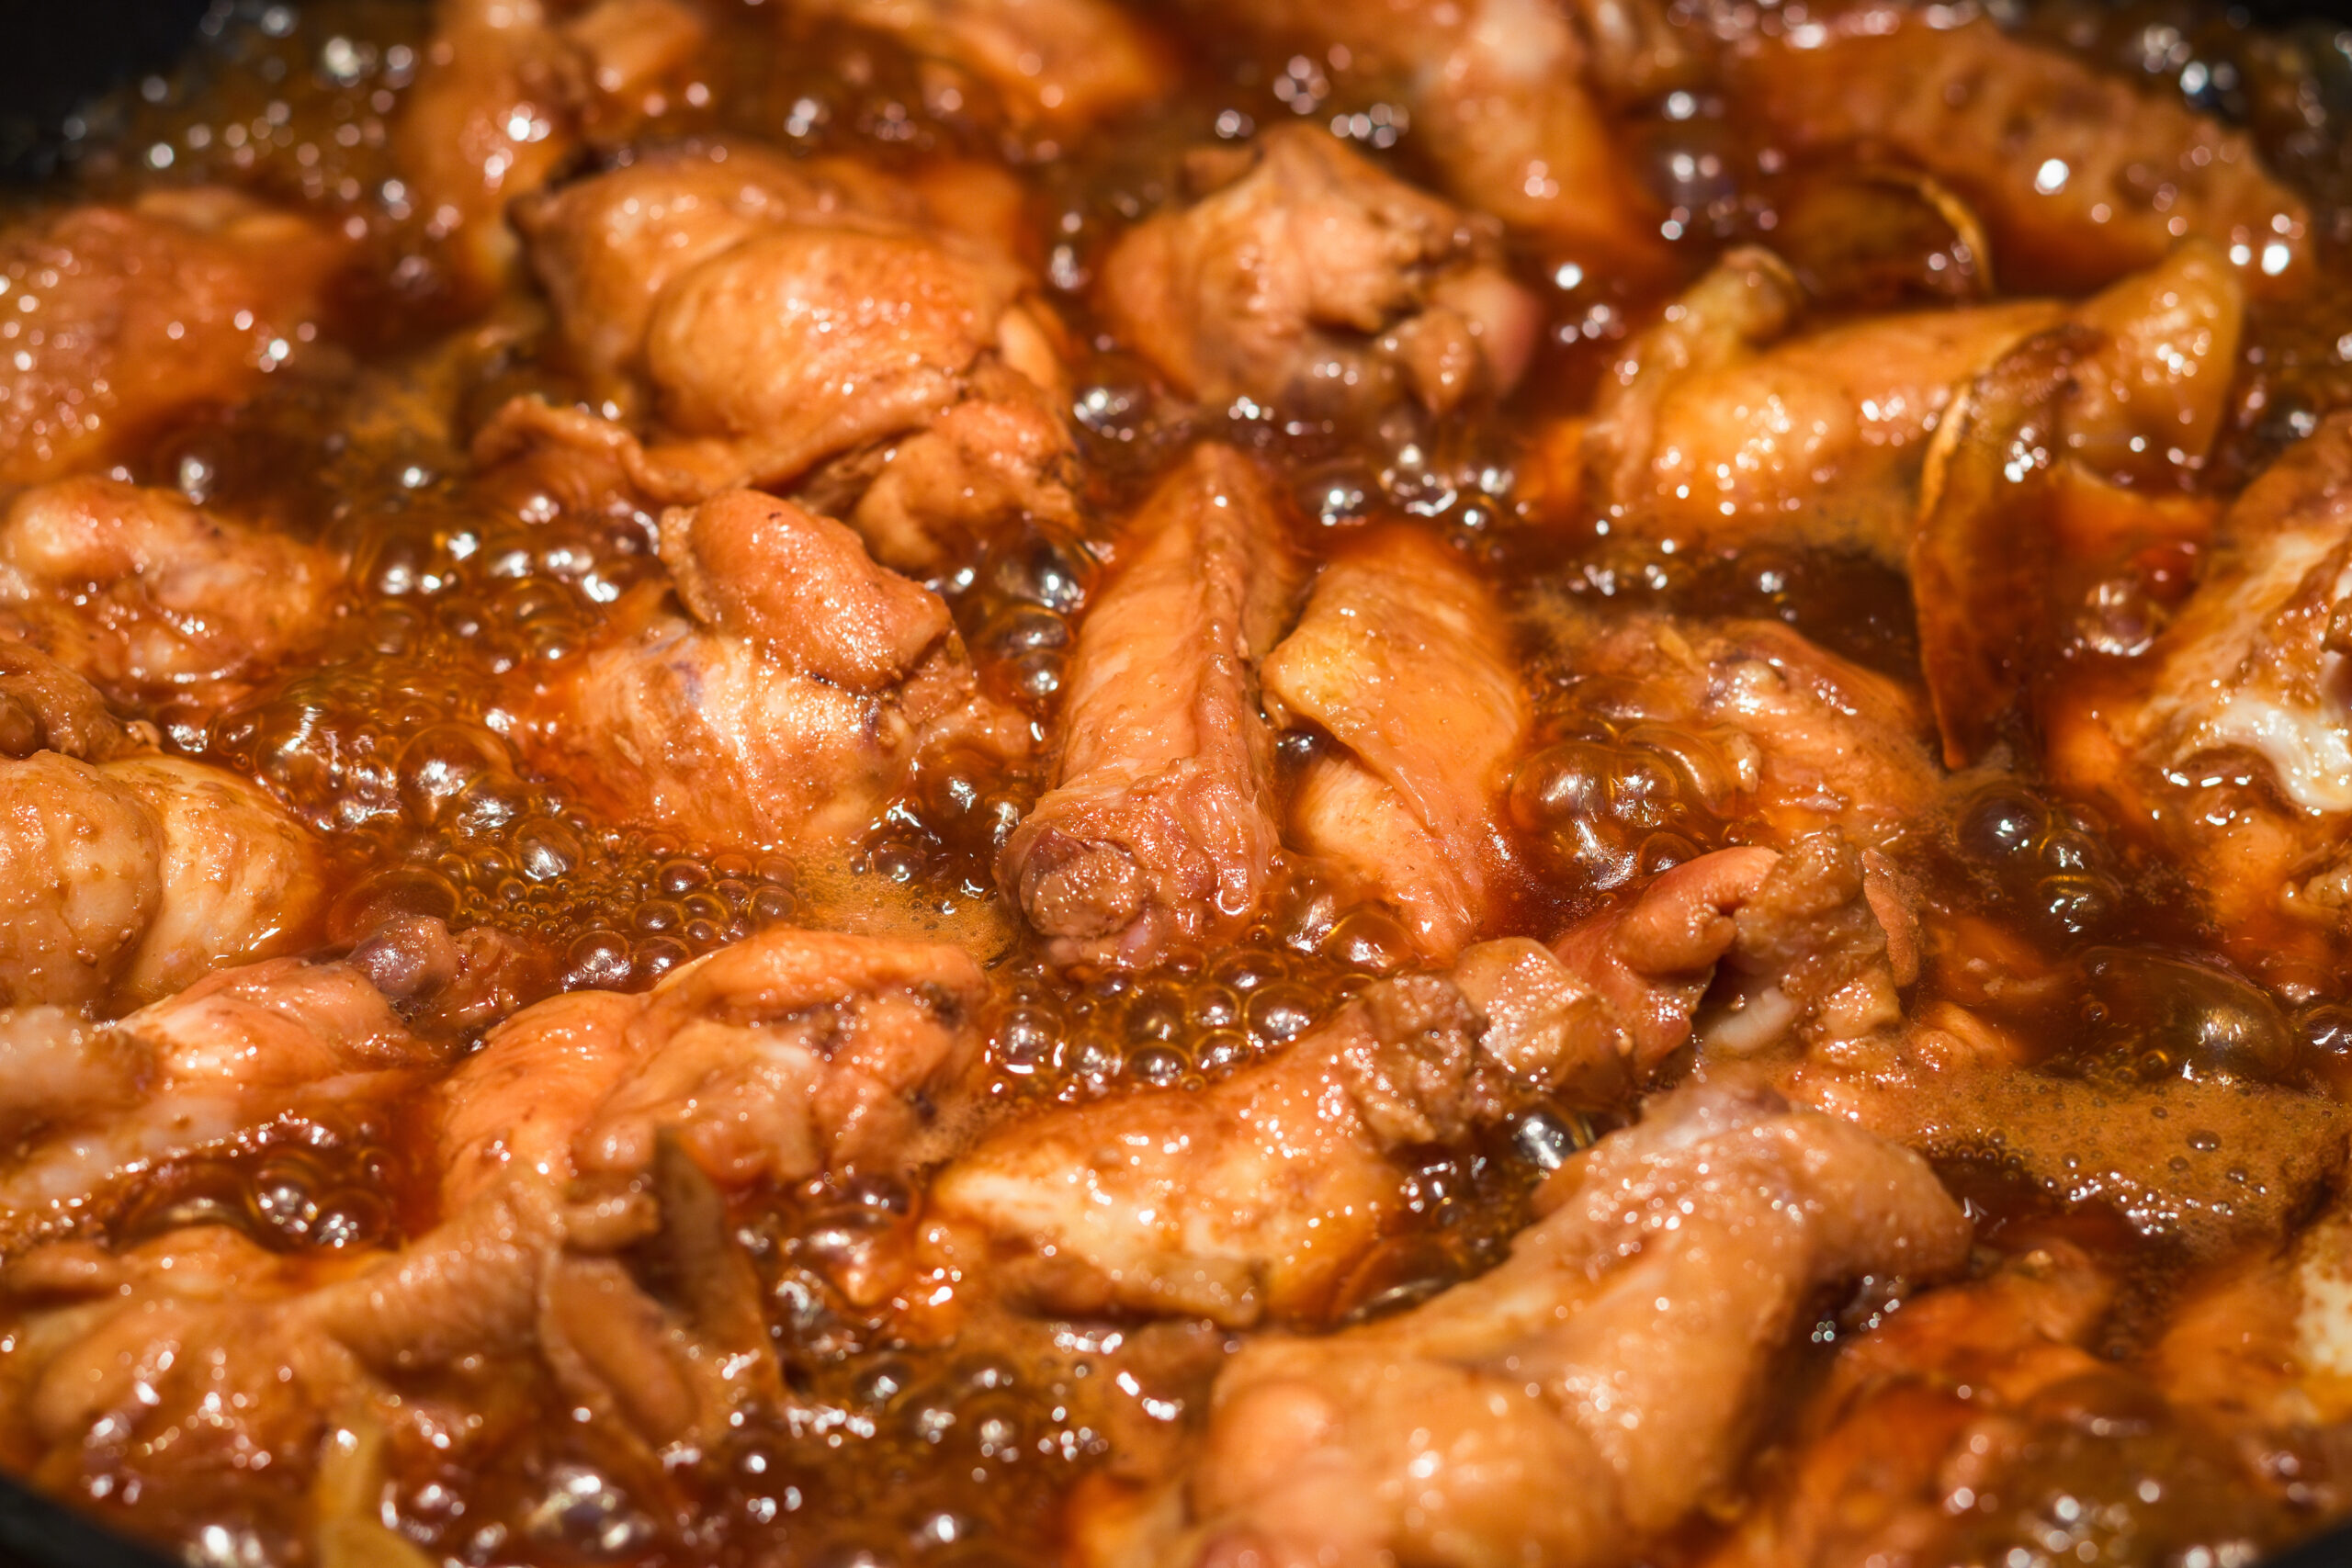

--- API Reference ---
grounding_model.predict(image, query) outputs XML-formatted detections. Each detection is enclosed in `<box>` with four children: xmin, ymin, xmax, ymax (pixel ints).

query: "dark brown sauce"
<box><xmin>9</xmin><ymin>2</ymin><xmax>2352</xmax><ymax>1564</ymax></box>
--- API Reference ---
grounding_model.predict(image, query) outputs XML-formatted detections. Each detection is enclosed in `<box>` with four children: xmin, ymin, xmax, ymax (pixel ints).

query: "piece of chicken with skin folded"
<box><xmin>1573</xmin><ymin>240</ymin><xmax>2242</xmax><ymax>565</ymax></box>
<box><xmin>1261</xmin><ymin>525</ymin><xmax>1530</xmax><ymax>960</ymax></box>
<box><xmin>393</xmin><ymin>0</ymin><xmax>712</xmax><ymax>295</ymax></box>
<box><xmin>999</xmin><ymin>445</ymin><xmax>1297</xmax><ymax>968</ymax></box>
<box><xmin>6</xmin><ymin>929</ymin><xmax>985</xmax><ymax>1503</ymax></box>
<box><xmin>0</xmin><ymin>644</ymin><xmax>324</xmax><ymax>1014</ymax></box>
<box><xmin>1521</xmin><ymin>600</ymin><xmax>1945</xmax><ymax>859</ymax></box>
<box><xmin>1727</xmin><ymin>8</ymin><xmax>2311</xmax><ymax>297</ymax></box>
<box><xmin>2047</xmin><ymin>411</ymin><xmax>2352</xmax><ymax>988</ymax></box>
<box><xmin>493</xmin><ymin>141</ymin><xmax>1075</xmax><ymax>570</ymax></box>
<box><xmin>1173</xmin><ymin>0</ymin><xmax>1672</xmax><ymax>264</ymax></box>
<box><xmin>1076</xmin><ymin>1082</ymin><xmax>1971</xmax><ymax>1568</ymax></box>
<box><xmin>0</xmin><ymin>189</ymin><xmax>345</xmax><ymax>486</ymax></box>
<box><xmin>519</xmin><ymin>487</ymin><xmax>1025</xmax><ymax>853</ymax></box>
<box><xmin>1101</xmin><ymin>127</ymin><xmax>1540</xmax><ymax>419</ymax></box>
<box><xmin>934</xmin><ymin>844</ymin><xmax>1800</xmax><ymax>1328</ymax></box>
<box><xmin>0</xmin><ymin>477</ymin><xmax>339</xmax><ymax>707</ymax></box>
<box><xmin>0</xmin><ymin>957</ymin><xmax>443</xmax><ymax>1251</ymax></box>
<box><xmin>784</xmin><ymin>0</ymin><xmax>1174</xmax><ymax>127</ymax></box>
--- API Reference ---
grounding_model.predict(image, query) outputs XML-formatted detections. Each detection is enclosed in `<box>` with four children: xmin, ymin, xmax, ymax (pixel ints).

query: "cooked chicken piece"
<box><xmin>0</xmin><ymin>641</ymin><xmax>145</xmax><ymax>762</ymax></box>
<box><xmin>436</xmin><ymin>989</ymin><xmax>642</xmax><ymax>1212</ymax></box>
<box><xmin>935</xmin><ymin>847</ymin><xmax>1800</xmax><ymax>1327</ymax></box>
<box><xmin>1730</xmin><ymin>10</ymin><xmax>2311</xmax><ymax>296</ymax></box>
<box><xmin>1</xmin><ymin>743</ymin><xmax>322</xmax><ymax>1014</ymax></box>
<box><xmin>0</xmin><ymin>478</ymin><xmax>338</xmax><ymax>704</ymax></box>
<box><xmin>2046</xmin><ymin>412</ymin><xmax>2352</xmax><ymax>987</ymax></box>
<box><xmin>2155</xmin><ymin>1198</ymin><xmax>2352</xmax><ymax>1438</ymax></box>
<box><xmin>1263</xmin><ymin>526</ymin><xmax>1528</xmax><ymax>958</ymax></box>
<box><xmin>444</xmin><ymin>924</ymin><xmax>986</xmax><ymax>1201</ymax></box>
<box><xmin>0</xmin><ymin>190</ymin><xmax>344</xmax><ymax>485</ymax></box>
<box><xmin>1581</xmin><ymin>243</ymin><xmax>2241</xmax><ymax>564</ymax></box>
<box><xmin>1526</xmin><ymin>604</ymin><xmax>1943</xmax><ymax>853</ymax></box>
<box><xmin>503</xmin><ymin>143</ymin><xmax>1074</xmax><ymax>568</ymax></box>
<box><xmin>519</xmin><ymin>488</ymin><xmax>1025</xmax><ymax>852</ymax></box>
<box><xmin>1000</xmin><ymin>446</ymin><xmax>1297</xmax><ymax>967</ymax></box>
<box><xmin>1702</xmin><ymin>1242</ymin><xmax>2119</xmax><ymax>1568</ymax></box>
<box><xmin>1080</xmin><ymin>1083</ymin><xmax>1969</xmax><ymax>1568</ymax></box>
<box><xmin>574</xmin><ymin>926</ymin><xmax>989</xmax><ymax>1187</ymax></box>
<box><xmin>1179</xmin><ymin>0</ymin><xmax>1663</xmax><ymax>262</ymax></box>
<box><xmin>1101</xmin><ymin>128</ymin><xmax>1539</xmax><ymax>418</ymax></box>
<box><xmin>0</xmin><ymin>959</ymin><xmax>435</xmax><ymax>1247</ymax></box>
<box><xmin>394</xmin><ymin>0</ymin><xmax>709</xmax><ymax>293</ymax></box>
<box><xmin>0</xmin><ymin>757</ymin><xmax>157</xmax><ymax>1014</ymax></box>
<box><xmin>343</xmin><ymin>913</ymin><xmax>551</xmax><ymax>1042</ymax></box>
<box><xmin>11</xmin><ymin>927</ymin><xmax>978</xmax><ymax>1492</ymax></box>
<box><xmin>788</xmin><ymin>0</ymin><xmax>1173</xmax><ymax>125</ymax></box>
<box><xmin>514</xmin><ymin>143</ymin><xmax>922</xmax><ymax>396</ymax></box>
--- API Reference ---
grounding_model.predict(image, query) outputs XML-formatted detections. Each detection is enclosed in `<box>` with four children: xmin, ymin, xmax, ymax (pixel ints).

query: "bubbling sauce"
<box><xmin>7</xmin><ymin>2</ymin><xmax>2352</xmax><ymax>1566</ymax></box>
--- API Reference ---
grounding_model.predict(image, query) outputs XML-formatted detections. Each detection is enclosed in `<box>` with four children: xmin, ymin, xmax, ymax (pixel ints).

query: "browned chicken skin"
<box><xmin>502</xmin><ymin>141</ymin><xmax>1075</xmax><ymax>569</ymax></box>
<box><xmin>1175</xmin><ymin>0</ymin><xmax>1669</xmax><ymax>262</ymax></box>
<box><xmin>1578</xmin><ymin>241</ymin><xmax>2243</xmax><ymax>564</ymax></box>
<box><xmin>0</xmin><ymin>191</ymin><xmax>344</xmax><ymax>485</ymax></box>
<box><xmin>2047</xmin><ymin>412</ymin><xmax>2352</xmax><ymax>989</ymax></box>
<box><xmin>1264</xmin><ymin>525</ymin><xmax>1530</xmax><ymax>959</ymax></box>
<box><xmin>0</xmin><ymin>645</ymin><xmax>322</xmax><ymax>1015</ymax></box>
<box><xmin>1729</xmin><ymin>8</ymin><xmax>2312</xmax><ymax>296</ymax></box>
<box><xmin>1102</xmin><ymin>127</ymin><xmax>1540</xmax><ymax>418</ymax></box>
<box><xmin>1079</xmin><ymin>1082</ymin><xmax>1970</xmax><ymax>1568</ymax></box>
<box><xmin>1000</xmin><ymin>444</ymin><xmax>1298</xmax><ymax>966</ymax></box>
<box><xmin>0</xmin><ymin>478</ymin><xmax>338</xmax><ymax>705</ymax></box>
<box><xmin>937</xmin><ymin>846</ymin><xmax>1792</xmax><ymax>1329</ymax></box>
<box><xmin>784</xmin><ymin>0</ymin><xmax>1175</xmax><ymax>126</ymax></box>
<box><xmin>519</xmin><ymin>487</ymin><xmax>1023</xmax><ymax>853</ymax></box>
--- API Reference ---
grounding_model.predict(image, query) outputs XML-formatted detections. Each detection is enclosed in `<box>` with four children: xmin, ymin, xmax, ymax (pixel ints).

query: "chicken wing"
<box><xmin>1730</xmin><ymin>9</ymin><xmax>2311</xmax><ymax>296</ymax></box>
<box><xmin>2046</xmin><ymin>412</ymin><xmax>2352</xmax><ymax>987</ymax></box>
<box><xmin>999</xmin><ymin>445</ymin><xmax>1297</xmax><ymax>967</ymax></box>
<box><xmin>1263</xmin><ymin>525</ymin><xmax>1529</xmax><ymax>959</ymax></box>
<box><xmin>1080</xmin><ymin>1082</ymin><xmax>1969</xmax><ymax>1568</ymax></box>
<box><xmin>500</xmin><ymin>142</ymin><xmax>1074</xmax><ymax>568</ymax></box>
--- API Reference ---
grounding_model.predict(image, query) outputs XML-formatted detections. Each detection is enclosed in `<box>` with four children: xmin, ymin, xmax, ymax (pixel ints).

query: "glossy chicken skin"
<box><xmin>0</xmin><ymin>477</ymin><xmax>338</xmax><ymax>705</ymax></box>
<box><xmin>1101</xmin><ymin>128</ymin><xmax>1540</xmax><ymax>418</ymax></box>
<box><xmin>1730</xmin><ymin>10</ymin><xmax>2311</xmax><ymax>296</ymax></box>
<box><xmin>1580</xmin><ymin>242</ymin><xmax>2242</xmax><ymax>564</ymax></box>
<box><xmin>935</xmin><ymin>848</ymin><xmax>1785</xmax><ymax>1328</ymax></box>
<box><xmin>1529</xmin><ymin>603</ymin><xmax>1943</xmax><ymax>855</ymax></box>
<box><xmin>1263</xmin><ymin>526</ymin><xmax>1530</xmax><ymax>959</ymax></box>
<box><xmin>1177</xmin><ymin>0</ymin><xmax>1667</xmax><ymax>262</ymax></box>
<box><xmin>786</xmin><ymin>0</ymin><xmax>1173</xmax><ymax>125</ymax></box>
<box><xmin>519</xmin><ymin>488</ymin><xmax>1024</xmax><ymax>853</ymax></box>
<box><xmin>2047</xmin><ymin>413</ymin><xmax>2352</xmax><ymax>988</ymax></box>
<box><xmin>394</xmin><ymin>0</ymin><xmax>710</xmax><ymax>292</ymax></box>
<box><xmin>1000</xmin><ymin>445</ymin><xmax>1297</xmax><ymax>967</ymax></box>
<box><xmin>6</xmin><ymin>929</ymin><xmax>982</xmax><ymax>1492</ymax></box>
<box><xmin>0</xmin><ymin>649</ymin><xmax>323</xmax><ymax>1015</ymax></box>
<box><xmin>0</xmin><ymin>190</ymin><xmax>344</xmax><ymax>485</ymax></box>
<box><xmin>0</xmin><ymin>959</ymin><xmax>436</xmax><ymax>1247</ymax></box>
<box><xmin>1081</xmin><ymin>1083</ymin><xmax>1969</xmax><ymax>1568</ymax></box>
<box><xmin>505</xmin><ymin>142</ymin><xmax>1074</xmax><ymax>568</ymax></box>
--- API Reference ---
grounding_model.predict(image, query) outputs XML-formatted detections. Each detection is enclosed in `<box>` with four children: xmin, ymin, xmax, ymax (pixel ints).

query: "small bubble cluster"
<box><xmin>1509</xmin><ymin>715</ymin><xmax>1747</xmax><ymax>899</ymax></box>
<box><xmin>983</xmin><ymin>939</ymin><xmax>1370</xmax><ymax>1100</ymax></box>
<box><xmin>1952</xmin><ymin>783</ymin><xmax>2129</xmax><ymax>947</ymax></box>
